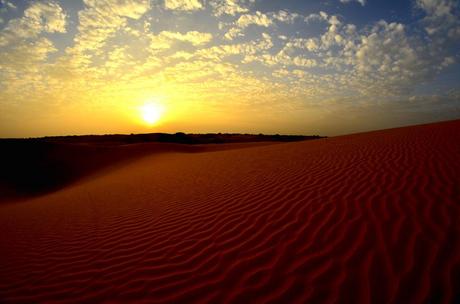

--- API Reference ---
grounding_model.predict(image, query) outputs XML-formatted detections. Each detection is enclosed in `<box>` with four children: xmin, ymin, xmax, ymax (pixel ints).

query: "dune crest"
<box><xmin>1</xmin><ymin>120</ymin><xmax>459</xmax><ymax>303</ymax></box>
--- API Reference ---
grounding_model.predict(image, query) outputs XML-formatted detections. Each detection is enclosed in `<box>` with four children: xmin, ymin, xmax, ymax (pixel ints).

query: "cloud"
<box><xmin>266</xmin><ymin>6</ymin><xmax>458</xmax><ymax>100</ymax></box>
<box><xmin>1</xmin><ymin>37</ymin><xmax>57</xmax><ymax>70</ymax></box>
<box><xmin>237</xmin><ymin>11</ymin><xmax>273</xmax><ymax>28</ymax></box>
<box><xmin>415</xmin><ymin>0</ymin><xmax>460</xmax><ymax>38</ymax></box>
<box><xmin>354</xmin><ymin>22</ymin><xmax>418</xmax><ymax>78</ymax></box>
<box><xmin>305</xmin><ymin>38</ymin><xmax>319</xmax><ymax>51</ymax></box>
<box><xmin>243</xmin><ymin>34</ymin><xmax>318</xmax><ymax>69</ymax></box>
<box><xmin>271</xmin><ymin>10</ymin><xmax>300</xmax><ymax>24</ymax></box>
<box><xmin>225</xmin><ymin>11</ymin><xmax>273</xmax><ymax>40</ymax></box>
<box><xmin>340</xmin><ymin>0</ymin><xmax>366</xmax><ymax>6</ymax></box>
<box><xmin>304</xmin><ymin>12</ymin><xmax>328</xmax><ymax>23</ymax></box>
<box><xmin>224</xmin><ymin>27</ymin><xmax>243</xmax><ymax>40</ymax></box>
<box><xmin>210</xmin><ymin>0</ymin><xmax>249</xmax><ymax>16</ymax></box>
<box><xmin>67</xmin><ymin>0</ymin><xmax>150</xmax><ymax>55</ymax></box>
<box><xmin>0</xmin><ymin>1</ymin><xmax>65</xmax><ymax>100</ymax></box>
<box><xmin>159</xmin><ymin>31</ymin><xmax>213</xmax><ymax>45</ymax></box>
<box><xmin>26</xmin><ymin>1</ymin><xmax>67</xmax><ymax>32</ymax></box>
<box><xmin>194</xmin><ymin>33</ymin><xmax>273</xmax><ymax>61</ymax></box>
<box><xmin>0</xmin><ymin>0</ymin><xmax>66</xmax><ymax>46</ymax></box>
<box><xmin>80</xmin><ymin>0</ymin><xmax>150</xmax><ymax>21</ymax></box>
<box><xmin>164</xmin><ymin>0</ymin><xmax>203</xmax><ymax>11</ymax></box>
<box><xmin>0</xmin><ymin>35</ymin><xmax>59</xmax><ymax>102</ymax></box>
<box><xmin>441</xmin><ymin>56</ymin><xmax>455</xmax><ymax>67</ymax></box>
<box><xmin>416</xmin><ymin>0</ymin><xmax>456</xmax><ymax>17</ymax></box>
<box><xmin>0</xmin><ymin>0</ymin><xmax>17</xmax><ymax>12</ymax></box>
<box><xmin>148</xmin><ymin>30</ymin><xmax>213</xmax><ymax>53</ymax></box>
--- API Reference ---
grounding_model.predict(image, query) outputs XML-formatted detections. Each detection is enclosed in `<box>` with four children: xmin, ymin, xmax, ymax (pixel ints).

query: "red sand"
<box><xmin>1</xmin><ymin>120</ymin><xmax>459</xmax><ymax>303</ymax></box>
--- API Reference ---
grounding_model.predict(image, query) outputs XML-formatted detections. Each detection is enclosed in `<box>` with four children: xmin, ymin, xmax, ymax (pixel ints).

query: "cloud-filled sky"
<box><xmin>0</xmin><ymin>0</ymin><xmax>459</xmax><ymax>137</ymax></box>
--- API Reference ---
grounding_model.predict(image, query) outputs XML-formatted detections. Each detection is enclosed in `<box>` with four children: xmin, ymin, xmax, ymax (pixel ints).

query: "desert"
<box><xmin>1</xmin><ymin>120</ymin><xmax>459</xmax><ymax>303</ymax></box>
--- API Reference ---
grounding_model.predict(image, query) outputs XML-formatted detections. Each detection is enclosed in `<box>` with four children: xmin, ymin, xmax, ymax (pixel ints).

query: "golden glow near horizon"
<box><xmin>0</xmin><ymin>0</ymin><xmax>459</xmax><ymax>138</ymax></box>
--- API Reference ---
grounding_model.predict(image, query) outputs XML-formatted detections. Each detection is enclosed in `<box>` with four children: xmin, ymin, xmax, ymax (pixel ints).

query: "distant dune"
<box><xmin>0</xmin><ymin>120</ymin><xmax>459</xmax><ymax>303</ymax></box>
<box><xmin>0</xmin><ymin>132</ymin><xmax>321</xmax><ymax>201</ymax></box>
<box><xmin>0</xmin><ymin>141</ymin><xmax>280</xmax><ymax>202</ymax></box>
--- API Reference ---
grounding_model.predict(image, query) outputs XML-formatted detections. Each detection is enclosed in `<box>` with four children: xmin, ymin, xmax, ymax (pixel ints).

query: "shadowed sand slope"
<box><xmin>1</xmin><ymin>120</ymin><xmax>459</xmax><ymax>303</ymax></box>
<box><xmin>0</xmin><ymin>141</ymin><xmax>277</xmax><ymax>202</ymax></box>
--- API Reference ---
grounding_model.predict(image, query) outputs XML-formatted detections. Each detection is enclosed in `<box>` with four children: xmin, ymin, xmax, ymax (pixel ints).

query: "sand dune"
<box><xmin>1</xmin><ymin>120</ymin><xmax>459</xmax><ymax>303</ymax></box>
<box><xmin>0</xmin><ymin>141</ymin><xmax>274</xmax><ymax>202</ymax></box>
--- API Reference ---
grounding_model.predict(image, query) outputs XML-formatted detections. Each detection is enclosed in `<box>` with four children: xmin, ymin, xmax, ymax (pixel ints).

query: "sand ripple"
<box><xmin>1</xmin><ymin>120</ymin><xmax>459</xmax><ymax>303</ymax></box>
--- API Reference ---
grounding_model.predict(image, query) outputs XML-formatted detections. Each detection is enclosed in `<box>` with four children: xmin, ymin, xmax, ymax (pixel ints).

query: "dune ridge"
<box><xmin>1</xmin><ymin>120</ymin><xmax>459</xmax><ymax>303</ymax></box>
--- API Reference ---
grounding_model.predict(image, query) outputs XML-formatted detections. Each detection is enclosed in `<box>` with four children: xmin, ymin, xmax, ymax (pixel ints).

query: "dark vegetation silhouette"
<box><xmin>29</xmin><ymin>132</ymin><xmax>323</xmax><ymax>145</ymax></box>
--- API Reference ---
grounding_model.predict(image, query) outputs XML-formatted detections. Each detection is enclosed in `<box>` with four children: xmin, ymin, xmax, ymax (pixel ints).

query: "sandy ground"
<box><xmin>1</xmin><ymin>120</ymin><xmax>459</xmax><ymax>303</ymax></box>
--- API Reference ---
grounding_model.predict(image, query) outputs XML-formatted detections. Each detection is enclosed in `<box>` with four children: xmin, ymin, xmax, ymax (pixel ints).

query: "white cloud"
<box><xmin>68</xmin><ymin>0</ymin><xmax>150</xmax><ymax>54</ymax></box>
<box><xmin>416</xmin><ymin>0</ymin><xmax>455</xmax><ymax>17</ymax></box>
<box><xmin>304</xmin><ymin>12</ymin><xmax>328</xmax><ymax>23</ymax></box>
<box><xmin>224</xmin><ymin>11</ymin><xmax>273</xmax><ymax>40</ymax></box>
<box><xmin>26</xmin><ymin>1</ymin><xmax>67</xmax><ymax>32</ymax></box>
<box><xmin>270</xmin><ymin>11</ymin><xmax>456</xmax><ymax>98</ymax></box>
<box><xmin>355</xmin><ymin>22</ymin><xmax>414</xmax><ymax>73</ymax></box>
<box><xmin>160</xmin><ymin>31</ymin><xmax>213</xmax><ymax>45</ymax></box>
<box><xmin>164</xmin><ymin>0</ymin><xmax>203</xmax><ymax>11</ymax></box>
<box><xmin>0</xmin><ymin>0</ymin><xmax>66</xmax><ymax>46</ymax></box>
<box><xmin>83</xmin><ymin>0</ymin><xmax>150</xmax><ymax>19</ymax></box>
<box><xmin>195</xmin><ymin>33</ymin><xmax>274</xmax><ymax>61</ymax></box>
<box><xmin>415</xmin><ymin>0</ymin><xmax>460</xmax><ymax>37</ymax></box>
<box><xmin>224</xmin><ymin>27</ymin><xmax>243</xmax><ymax>40</ymax></box>
<box><xmin>272</xmin><ymin>10</ymin><xmax>299</xmax><ymax>24</ymax></box>
<box><xmin>210</xmin><ymin>0</ymin><xmax>249</xmax><ymax>16</ymax></box>
<box><xmin>237</xmin><ymin>11</ymin><xmax>273</xmax><ymax>28</ymax></box>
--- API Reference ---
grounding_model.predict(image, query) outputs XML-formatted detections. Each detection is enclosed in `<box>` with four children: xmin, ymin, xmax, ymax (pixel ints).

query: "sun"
<box><xmin>139</xmin><ymin>102</ymin><xmax>165</xmax><ymax>125</ymax></box>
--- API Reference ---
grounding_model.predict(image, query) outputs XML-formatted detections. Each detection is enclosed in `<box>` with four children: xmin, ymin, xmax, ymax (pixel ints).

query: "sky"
<box><xmin>0</xmin><ymin>0</ymin><xmax>459</xmax><ymax>137</ymax></box>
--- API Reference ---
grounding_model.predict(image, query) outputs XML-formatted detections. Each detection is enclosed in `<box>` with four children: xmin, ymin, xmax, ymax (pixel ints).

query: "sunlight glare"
<box><xmin>140</xmin><ymin>102</ymin><xmax>165</xmax><ymax>125</ymax></box>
